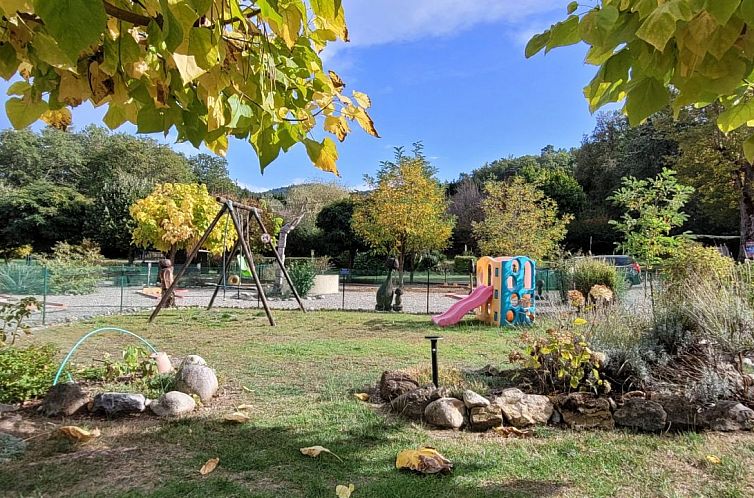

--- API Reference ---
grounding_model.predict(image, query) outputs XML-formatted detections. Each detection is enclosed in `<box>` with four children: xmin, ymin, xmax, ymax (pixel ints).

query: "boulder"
<box><xmin>92</xmin><ymin>393</ymin><xmax>146</xmax><ymax>415</ymax></box>
<box><xmin>175</xmin><ymin>364</ymin><xmax>218</xmax><ymax>403</ymax></box>
<box><xmin>39</xmin><ymin>383</ymin><xmax>90</xmax><ymax>417</ymax></box>
<box><xmin>390</xmin><ymin>386</ymin><xmax>446</xmax><ymax>421</ymax></box>
<box><xmin>379</xmin><ymin>371</ymin><xmax>419</xmax><ymax>402</ymax></box>
<box><xmin>492</xmin><ymin>388</ymin><xmax>553</xmax><ymax>427</ymax></box>
<box><xmin>149</xmin><ymin>391</ymin><xmax>196</xmax><ymax>417</ymax></box>
<box><xmin>701</xmin><ymin>401</ymin><xmax>754</xmax><ymax>432</ymax></box>
<box><xmin>462</xmin><ymin>390</ymin><xmax>490</xmax><ymax>409</ymax></box>
<box><xmin>182</xmin><ymin>355</ymin><xmax>207</xmax><ymax>366</ymax></box>
<box><xmin>614</xmin><ymin>398</ymin><xmax>667</xmax><ymax>432</ymax></box>
<box><xmin>558</xmin><ymin>393</ymin><xmax>614</xmax><ymax>430</ymax></box>
<box><xmin>469</xmin><ymin>405</ymin><xmax>504</xmax><ymax>431</ymax></box>
<box><xmin>424</xmin><ymin>397</ymin><xmax>466</xmax><ymax>429</ymax></box>
<box><xmin>656</xmin><ymin>395</ymin><xmax>704</xmax><ymax>431</ymax></box>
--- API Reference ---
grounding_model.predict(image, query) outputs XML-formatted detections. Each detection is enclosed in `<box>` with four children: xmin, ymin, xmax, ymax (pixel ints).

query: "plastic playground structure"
<box><xmin>432</xmin><ymin>256</ymin><xmax>536</xmax><ymax>327</ymax></box>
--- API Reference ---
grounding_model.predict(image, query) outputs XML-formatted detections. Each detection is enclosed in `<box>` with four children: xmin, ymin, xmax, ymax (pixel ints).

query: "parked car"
<box><xmin>589</xmin><ymin>255</ymin><xmax>642</xmax><ymax>286</ymax></box>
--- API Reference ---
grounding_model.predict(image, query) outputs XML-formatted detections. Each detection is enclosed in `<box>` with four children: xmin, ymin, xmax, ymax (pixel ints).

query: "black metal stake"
<box><xmin>426</xmin><ymin>268</ymin><xmax>431</xmax><ymax>315</ymax></box>
<box><xmin>341</xmin><ymin>274</ymin><xmax>346</xmax><ymax>310</ymax></box>
<box><xmin>425</xmin><ymin>336</ymin><xmax>442</xmax><ymax>388</ymax></box>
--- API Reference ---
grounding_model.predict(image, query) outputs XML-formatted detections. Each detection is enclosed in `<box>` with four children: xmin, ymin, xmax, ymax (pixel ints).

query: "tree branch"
<box><xmin>103</xmin><ymin>1</ymin><xmax>162</xmax><ymax>28</ymax></box>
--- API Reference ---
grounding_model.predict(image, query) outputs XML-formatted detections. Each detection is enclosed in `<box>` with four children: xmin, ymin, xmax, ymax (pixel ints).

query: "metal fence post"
<box><xmin>426</xmin><ymin>268</ymin><xmax>431</xmax><ymax>314</ymax></box>
<box><xmin>42</xmin><ymin>266</ymin><xmax>48</xmax><ymax>325</ymax></box>
<box><xmin>120</xmin><ymin>266</ymin><xmax>125</xmax><ymax>313</ymax></box>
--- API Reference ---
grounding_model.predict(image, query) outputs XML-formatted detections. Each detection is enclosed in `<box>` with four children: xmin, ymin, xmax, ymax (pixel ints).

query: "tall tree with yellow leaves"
<box><xmin>352</xmin><ymin>145</ymin><xmax>455</xmax><ymax>285</ymax></box>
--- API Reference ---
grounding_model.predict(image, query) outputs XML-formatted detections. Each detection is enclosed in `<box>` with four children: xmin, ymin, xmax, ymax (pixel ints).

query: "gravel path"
<box><xmin>8</xmin><ymin>283</ymin><xmax>651</xmax><ymax>327</ymax></box>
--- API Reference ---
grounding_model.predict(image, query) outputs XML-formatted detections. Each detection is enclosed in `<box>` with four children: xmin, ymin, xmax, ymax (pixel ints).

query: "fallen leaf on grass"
<box><xmin>58</xmin><ymin>426</ymin><xmax>101</xmax><ymax>442</ymax></box>
<box><xmin>200</xmin><ymin>457</ymin><xmax>219</xmax><ymax>475</ymax></box>
<box><xmin>706</xmin><ymin>455</ymin><xmax>721</xmax><ymax>465</ymax></box>
<box><xmin>353</xmin><ymin>393</ymin><xmax>369</xmax><ymax>402</ymax></box>
<box><xmin>335</xmin><ymin>483</ymin><xmax>355</xmax><ymax>497</ymax></box>
<box><xmin>492</xmin><ymin>426</ymin><xmax>533</xmax><ymax>438</ymax></box>
<box><xmin>224</xmin><ymin>412</ymin><xmax>250</xmax><ymax>423</ymax></box>
<box><xmin>237</xmin><ymin>404</ymin><xmax>253</xmax><ymax>411</ymax></box>
<box><xmin>242</xmin><ymin>385</ymin><xmax>253</xmax><ymax>392</ymax></box>
<box><xmin>395</xmin><ymin>447</ymin><xmax>453</xmax><ymax>474</ymax></box>
<box><xmin>300</xmin><ymin>445</ymin><xmax>343</xmax><ymax>462</ymax></box>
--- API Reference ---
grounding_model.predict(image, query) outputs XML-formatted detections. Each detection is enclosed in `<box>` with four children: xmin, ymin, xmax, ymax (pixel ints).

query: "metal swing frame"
<box><xmin>148</xmin><ymin>197</ymin><xmax>306</xmax><ymax>326</ymax></box>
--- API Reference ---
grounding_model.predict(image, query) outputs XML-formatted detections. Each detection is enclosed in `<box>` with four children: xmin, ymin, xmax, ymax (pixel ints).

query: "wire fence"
<box><xmin>1</xmin><ymin>260</ymin><xmax>649</xmax><ymax>327</ymax></box>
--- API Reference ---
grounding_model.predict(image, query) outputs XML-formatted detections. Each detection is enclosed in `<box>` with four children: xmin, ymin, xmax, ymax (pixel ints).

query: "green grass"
<box><xmin>2</xmin><ymin>309</ymin><xmax>754</xmax><ymax>497</ymax></box>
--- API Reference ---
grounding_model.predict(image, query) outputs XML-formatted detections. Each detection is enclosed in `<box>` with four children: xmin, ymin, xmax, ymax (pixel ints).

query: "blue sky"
<box><xmin>0</xmin><ymin>1</ymin><xmax>601</xmax><ymax>191</ymax></box>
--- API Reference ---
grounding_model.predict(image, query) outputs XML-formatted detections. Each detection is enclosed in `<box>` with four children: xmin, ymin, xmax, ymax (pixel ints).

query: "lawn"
<box><xmin>2</xmin><ymin>309</ymin><xmax>754</xmax><ymax>497</ymax></box>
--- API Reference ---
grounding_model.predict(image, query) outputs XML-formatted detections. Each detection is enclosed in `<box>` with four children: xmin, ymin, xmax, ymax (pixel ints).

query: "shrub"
<box><xmin>0</xmin><ymin>264</ymin><xmax>44</xmax><ymax>294</ymax></box>
<box><xmin>0</xmin><ymin>344</ymin><xmax>58</xmax><ymax>403</ymax></box>
<box><xmin>353</xmin><ymin>251</ymin><xmax>388</xmax><ymax>274</ymax></box>
<box><xmin>571</xmin><ymin>258</ymin><xmax>620</xmax><ymax>301</ymax></box>
<box><xmin>41</xmin><ymin>240</ymin><xmax>103</xmax><ymax>295</ymax></box>
<box><xmin>453</xmin><ymin>256</ymin><xmax>476</xmax><ymax>274</ymax></box>
<box><xmin>1</xmin><ymin>297</ymin><xmax>39</xmax><ymax>345</ymax></box>
<box><xmin>663</xmin><ymin>242</ymin><xmax>734</xmax><ymax>287</ymax></box>
<box><xmin>509</xmin><ymin>325</ymin><xmax>609</xmax><ymax>394</ymax></box>
<box><xmin>288</xmin><ymin>260</ymin><xmax>317</xmax><ymax>296</ymax></box>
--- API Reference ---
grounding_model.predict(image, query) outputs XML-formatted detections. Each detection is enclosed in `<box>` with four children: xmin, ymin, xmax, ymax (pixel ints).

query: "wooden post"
<box><xmin>148</xmin><ymin>204</ymin><xmax>227</xmax><ymax>323</ymax></box>
<box><xmin>227</xmin><ymin>202</ymin><xmax>276</xmax><ymax>326</ymax></box>
<box><xmin>248</xmin><ymin>206</ymin><xmax>307</xmax><ymax>313</ymax></box>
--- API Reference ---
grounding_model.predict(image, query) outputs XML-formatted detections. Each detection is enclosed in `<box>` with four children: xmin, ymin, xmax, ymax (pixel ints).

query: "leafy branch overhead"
<box><xmin>527</xmin><ymin>1</ymin><xmax>754</xmax><ymax>163</ymax></box>
<box><xmin>0</xmin><ymin>1</ymin><xmax>379</xmax><ymax>174</ymax></box>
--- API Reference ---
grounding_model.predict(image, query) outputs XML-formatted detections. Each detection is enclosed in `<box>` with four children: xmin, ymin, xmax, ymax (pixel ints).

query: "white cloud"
<box><xmin>341</xmin><ymin>0</ymin><xmax>559</xmax><ymax>47</ymax></box>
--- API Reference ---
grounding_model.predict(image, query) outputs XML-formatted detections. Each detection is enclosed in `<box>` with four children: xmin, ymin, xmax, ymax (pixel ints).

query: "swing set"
<box><xmin>148</xmin><ymin>196</ymin><xmax>305</xmax><ymax>326</ymax></box>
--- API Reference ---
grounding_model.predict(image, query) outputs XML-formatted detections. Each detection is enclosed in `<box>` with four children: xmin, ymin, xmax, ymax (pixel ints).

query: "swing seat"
<box><xmin>237</xmin><ymin>255</ymin><xmax>253</xmax><ymax>279</ymax></box>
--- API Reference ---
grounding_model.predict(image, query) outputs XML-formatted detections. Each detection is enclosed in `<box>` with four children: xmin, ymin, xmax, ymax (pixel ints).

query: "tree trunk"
<box><xmin>738</xmin><ymin>161</ymin><xmax>754</xmax><ymax>261</ymax></box>
<box><xmin>275</xmin><ymin>212</ymin><xmax>306</xmax><ymax>291</ymax></box>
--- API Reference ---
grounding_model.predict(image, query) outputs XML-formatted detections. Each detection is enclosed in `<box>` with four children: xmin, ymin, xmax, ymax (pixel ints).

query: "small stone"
<box><xmin>557</xmin><ymin>393</ymin><xmax>614</xmax><ymax>430</ymax></box>
<box><xmin>614</xmin><ymin>398</ymin><xmax>667</xmax><ymax>432</ymax></box>
<box><xmin>92</xmin><ymin>393</ymin><xmax>146</xmax><ymax>415</ymax></box>
<box><xmin>424</xmin><ymin>397</ymin><xmax>466</xmax><ymax>429</ymax></box>
<box><xmin>39</xmin><ymin>383</ymin><xmax>90</xmax><ymax>417</ymax></box>
<box><xmin>702</xmin><ymin>401</ymin><xmax>754</xmax><ymax>432</ymax></box>
<box><xmin>492</xmin><ymin>388</ymin><xmax>554</xmax><ymax>428</ymax></box>
<box><xmin>391</xmin><ymin>386</ymin><xmax>444</xmax><ymax>421</ymax></box>
<box><xmin>150</xmin><ymin>391</ymin><xmax>196</xmax><ymax>417</ymax></box>
<box><xmin>462</xmin><ymin>390</ymin><xmax>490</xmax><ymax>409</ymax></box>
<box><xmin>469</xmin><ymin>405</ymin><xmax>503</xmax><ymax>431</ymax></box>
<box><xmin>379</xmin><ymin>371</ymin><xmax>419</xmax><ymax>402</ymax></box>
<box><xmin>175</xmin><ymin>364</ymin><xmax>219</xmax><ymax>403</ymax></box>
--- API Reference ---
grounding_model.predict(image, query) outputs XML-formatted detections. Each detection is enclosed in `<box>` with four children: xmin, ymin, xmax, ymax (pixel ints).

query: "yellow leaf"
<box><xmin>237</xmin><ymin>404</ymin><xmax>253</xmax><ymax>411</ymax></box>
<box><xmin>335</xmin><ymin>483</ymin><xmax>355</xmax><ymax>498</ymax></box>
<box><xmin>41</xmin><ymin>108</ymin><xmax>72</xmax><ymax>131</ymax></box>
<box><xmin>172</xmin><ymin>49</ymin><xmax>207</xmax><ymax>83</ymax></box>
<box><xmin>492</xmin><ymin>426</ymin><xmax>533</xmax><ymax>438</ymax></box>
<box><xmin>395</xmin><ymin>447</ymin><xmax>453</xmax><ymax>474</ymax></box>
<box><xmin>305</xmin><ymin>137</ymin><xmax>339</xmax><ymax>175</ymax></box>
<box><xmin>328</xmin><ymin>70</ymin><xmax>345</xmax><ymax>91</ymax></box>
<box><xmin>573</xmin><ymin>317</ymin><xmax>588</xmax><ymax>326</ymax></box>
<box><xmin>300</xmin><ymin>445</ymin><xmax>343</xmax><ymax>462</ymax></box>
<box><xmin>224</xmin><ymin>411</ymin><xmax>250</xmax><ymax>423</ymax></box>
<box><xmin>58</xmin><ymin>426</ymin><xmax>101</xmax><ymax>442</ymax></box>
<box><xmin>352</xmin><ymin>91</ymin><xmax>371</xmax><ymax>109</ymax></box>
<box><xmin>324</xmin><ymin>115</ymin><xmax>350</xmax><ymax>142</ymax></box>
<box><xmin>199</xmin><ymin>457</ymin><xmax>219</xmax><ymax>475</ymax></box>
<box><xmin>706</xmin><ymin>455</ymin><xmax>721</xmax><ymax>465</ymax></box>
<box><xmin>343</xmin><ymin>105</ymin><xmax>379</xmax><ymax>138</ymax></box>
<box><xmin>353</xmin><ymin>393</ymin><xmax>369</xmax><ymax>402</ymax></box>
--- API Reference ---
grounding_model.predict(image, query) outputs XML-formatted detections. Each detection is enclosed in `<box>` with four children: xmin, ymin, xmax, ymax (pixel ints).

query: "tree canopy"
<box><xmin>0</xmin><ymin>0</ymin><xmax>377</xmax><ymax>173</ymax></box>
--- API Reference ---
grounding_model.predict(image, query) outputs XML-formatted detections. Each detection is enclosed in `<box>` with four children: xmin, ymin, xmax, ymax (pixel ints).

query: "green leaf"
<box><xmin>567</xmin><ymin>1</ymin><xmax>578</xmax><ymax>15</ymax></box>
<box><xmin>546</xmin><ymin>16</ymin><xmax>581</xmax><ymax>53</ymax></box>
<box><xmin>635</xmin><ymin>6</ymin><xmax>679</xmax><ymax>51</ymax></box>
<box><xmin>5</xmin><ymin>97</ymin><xmax>48</xmax><ymax>129</ymax></box>
<box><xmin>304</xmin><ymin>137</ymin><xmax>339</xmax><ymax>174</ymax></box>
<box><xmin>625</xmin><ymin>77</ymin><xmax>669</xmax><ymax>126</ymax></box>
<box><xmin>30</xmin><ymin>32</ymin><xmax>76</xmax><ymax>69</ymax></box>
<box><xmin>706</xmin><ymin>0</ymin><xmax>741</xmax><ymax>26</ymax></box>
<box><xmin>743</xmin><ymin>0</ymin><xmax>754</xmax><ymax>21</ymax></box>
<box><xmin>251</xmin><ymin>127</ymin><xmax>281</xmax><ymax>171</ymax></box>
<box><xmin>743</xmin><ymin>133</ymin><xmax>754</xmax><ymax>164</ymax></box>
<box><xmin>525</xmin><ymin>31</ymin><xmax>550</xmax><ymax>58</ymax></box>
<box><xmin>717</xmin><ymin>100</ymin><xmax>754</xmax><ymax>132</ymax></box>
<box><xmin>0</xmin><ymin>43</ymin><xmax>18</xmax><ymax>80</ymax></box>
<box><xmin>189</xmin><ymin>27</ymin><xmax>222</xmax><ymax>69</ymax></box>
<box><xmin>7</xmin><ymin>81</ymin><xmax>31</xmax><ymax>96</ymax></box>
<box><xmin>34</xmin><ymin>0</ymin><xmax>107</xmax><ymax>62</ymax></box>
<box><xmin>595</xmin><ymin>5</ymin><xmax>619</xmax><ymax>32</ymax></box>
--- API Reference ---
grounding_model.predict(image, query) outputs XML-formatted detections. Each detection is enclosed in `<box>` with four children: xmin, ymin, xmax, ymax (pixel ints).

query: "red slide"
<box><xmin>432</xmin><ymin>285</ymin><xmax>493</xmax><ymax>327</ymax></box>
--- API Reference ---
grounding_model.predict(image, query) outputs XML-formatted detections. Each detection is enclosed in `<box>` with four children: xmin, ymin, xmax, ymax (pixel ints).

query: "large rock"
<box><xmin>380</xmin><ymin>371</ymin><xmax>419</xmax><ymax>402</ymax></box>
<box><xmin>175</xmin><ymin>363</ymin><xmax>218</xmax><ymax>403</ymax></box>
<box><xmin>149</xmin><ymin>391</ymin><xmax>196</xmax><ymax>417</ymax></box>
<box><xmin>558</xmin><ymin>393</ymin><xmax>614</xmax><ymax>430</ymax></box>
<box><xmin>614</xmin><ymin>398</ymin><xmax>667</xmax><ymax>432</ymax></box>
<box><xmin>701</xmin><ymin>401</ymin><xmax>754</xmax><ymax>432</ymax></box>
<box><xmin>656</xmin><ymin>395</ymin><xmax>704</xmax><ymax>431</ymax></box>
<box><xmin>424</xmin><ymin>397</ymin><xmax>466</xmax><ymax>429</ymax></box>
<box><xmin>469</xmin><ymin>405</ymin><xmax>504</xmax><ymax>431</ymax></box>
<box><xmin>462</xmin><ymin>390</ymin><xmax>490</xmax><ymax>409</ymax></box>
<box><xmin>39</xmin><ymin>383</ymin><xmax>90</xmax><ymax>417</ymax></box>
<box><xmin>92</xmin><ymin>393</ymin><xmax>146</xmax><ymax>415</ymax></box>
<box><xmin>390</xmin><ymin>386</ymin><xmax>446</xmax><ymax>421</ymax></box>
<box><xmin>492</xmin><ymin>388</ymin><xmax>553</xmax><ymax>427</ymax></box>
